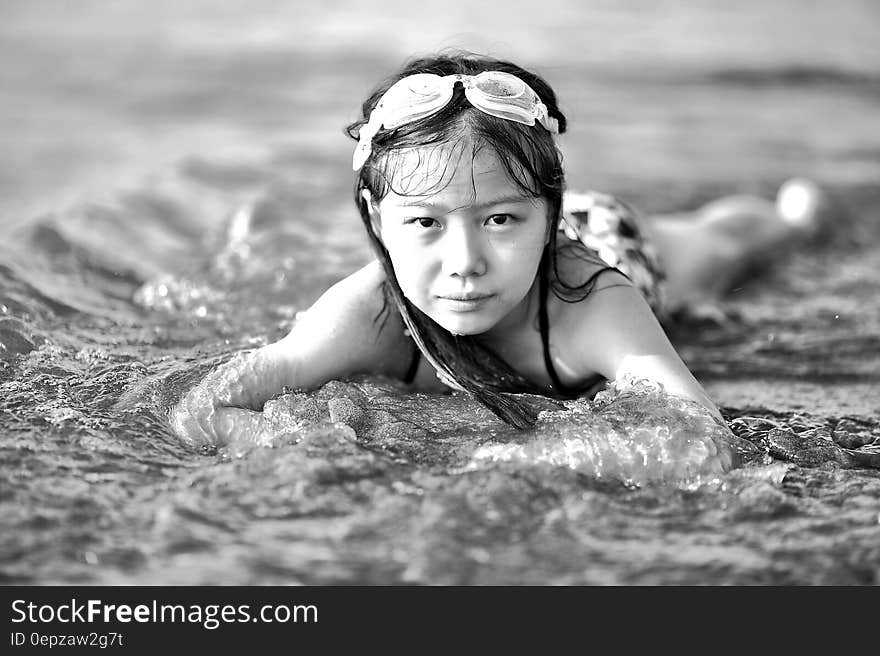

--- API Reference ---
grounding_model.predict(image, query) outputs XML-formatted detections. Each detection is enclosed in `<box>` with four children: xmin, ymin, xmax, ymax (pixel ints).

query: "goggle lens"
<box><xmin>472</xmin><ymin>73</ymin><xmax>525</xmax><ymax>99</ymax></box>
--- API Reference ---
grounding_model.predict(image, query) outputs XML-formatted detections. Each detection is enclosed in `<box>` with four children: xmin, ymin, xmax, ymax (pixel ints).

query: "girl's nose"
<box><xmin>440</xmin><ymin>225</ymin><xmax>487</xmax><ymax>278</ymax></box>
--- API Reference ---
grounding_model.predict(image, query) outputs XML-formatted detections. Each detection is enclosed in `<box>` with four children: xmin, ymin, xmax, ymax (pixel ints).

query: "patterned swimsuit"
<box><xmin>560</xmin><ymin>190</ymin><xmax>665</xmax><ymax>315</ymax></box>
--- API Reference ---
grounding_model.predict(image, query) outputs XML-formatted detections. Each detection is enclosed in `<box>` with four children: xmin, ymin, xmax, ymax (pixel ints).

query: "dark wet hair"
<box><xmin>346</xmin><ymin>51</ymin><xmax>611</xmax><ymax>429</ymax></box>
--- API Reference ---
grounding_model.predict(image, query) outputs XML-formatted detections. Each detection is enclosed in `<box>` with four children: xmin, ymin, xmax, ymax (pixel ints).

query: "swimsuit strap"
<box><xmin>538</xmin><ymin>267</ymin><xmax>568</xmax><ymax>393</ymax></box>
<box><xmin>403</xmin><ymin>337</ymin><xmax>421</xmax><ymax>384</ymax></box>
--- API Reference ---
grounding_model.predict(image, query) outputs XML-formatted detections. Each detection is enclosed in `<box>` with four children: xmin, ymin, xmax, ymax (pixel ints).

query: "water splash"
<box><xmin>175</xmin><ymin>371</ymin><xmax>763</xmax><ymax>488</ymax></box>
<box><xmin>468</xmin><ymin>378</ymin><xmax>760</xmax><ymax>488</ymax></box>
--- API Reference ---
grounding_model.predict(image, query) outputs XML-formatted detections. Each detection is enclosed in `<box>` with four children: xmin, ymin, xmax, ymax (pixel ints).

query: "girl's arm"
<box><xmin>172</xmin><ymin>261</ymin><xmax>406</xmax><ymax>445</ymax></box>
<box><xmin>566</xmin><ymin>272</ymin><xmax>723</xmax><ymax>422</ymax></box>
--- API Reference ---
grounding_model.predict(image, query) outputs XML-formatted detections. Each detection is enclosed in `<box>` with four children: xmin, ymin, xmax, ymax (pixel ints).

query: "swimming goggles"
<box><xmin>353</xmin><ymin>71</ymin><xmax>560</xmax><ymax>170</ymax></box>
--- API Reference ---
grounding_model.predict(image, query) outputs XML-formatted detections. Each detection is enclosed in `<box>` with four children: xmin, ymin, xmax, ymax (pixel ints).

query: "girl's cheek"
<box><xmin>391</xmin><ymin>256</ymin><xmax>428</xmax><ymax>295</ymax></box>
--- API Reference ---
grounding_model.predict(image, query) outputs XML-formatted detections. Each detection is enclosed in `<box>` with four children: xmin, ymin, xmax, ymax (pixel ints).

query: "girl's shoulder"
<box><xmin>329</xmin><ymin>258</ymin><xmax>386</xmax><ymax>295</ymax></box>
<box><xmin>315</xmin><ymin>259</ymin><xmax>408</xmax><ymax>340</ymax></box>
<box><xmin>278</xmin><ymin>259</ymin><xmax>413</xmax><ymax>383</ymax></box>
<box><xmin>316</xmin><ymin>259</ymin><xmax>393</xmax><ymax>322</ymax></box>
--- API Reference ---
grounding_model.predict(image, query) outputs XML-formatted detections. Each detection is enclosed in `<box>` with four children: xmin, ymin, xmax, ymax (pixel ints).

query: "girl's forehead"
<box><xmin>380</xmin><ymin>141</ymin><xmax>528</xmax><ymax>207</ymax></box>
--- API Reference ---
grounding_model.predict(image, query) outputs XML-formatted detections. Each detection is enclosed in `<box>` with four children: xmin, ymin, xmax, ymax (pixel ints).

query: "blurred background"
<box><xmin>2</xmin><ymin>0</ymin><xmax>879</xmax><ymax>230</ymax></box>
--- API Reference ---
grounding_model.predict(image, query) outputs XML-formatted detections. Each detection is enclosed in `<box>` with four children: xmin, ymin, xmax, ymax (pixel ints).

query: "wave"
<box><xmin>705</xmin><ymin>65</ymin><xmax>880</xmax><ymax>92</ymax></box>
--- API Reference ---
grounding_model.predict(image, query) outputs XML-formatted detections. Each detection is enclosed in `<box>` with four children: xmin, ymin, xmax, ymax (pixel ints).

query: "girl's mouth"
<box><xmin>437</xmin><ymin>293</ymin><xmax>495</xmax><ymax>311</ymax></box>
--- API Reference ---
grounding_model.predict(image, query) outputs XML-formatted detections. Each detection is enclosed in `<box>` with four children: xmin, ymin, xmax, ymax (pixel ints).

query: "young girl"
<box><xmin>172</xmin><ymin>52</ymin><xmax>828</xmax><ymax>445</ymax></box>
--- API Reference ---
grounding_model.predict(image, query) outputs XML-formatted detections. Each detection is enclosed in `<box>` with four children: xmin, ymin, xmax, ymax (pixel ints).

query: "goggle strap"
<box><xmin>538</xmin><ymin>107</ymin><xmax>559</xmax><ymax>134</ymax></box>
<box><xmin>353</xmin><ymin>115</ymin><xmax>382</xmax><ymax>170</ymax></box>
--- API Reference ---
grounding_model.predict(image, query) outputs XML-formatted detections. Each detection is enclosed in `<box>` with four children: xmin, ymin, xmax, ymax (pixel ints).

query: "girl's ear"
<box><xmin>361</xmin><ymin>189</ymin><xmax>382</xmax><ymax>240</ymax></box>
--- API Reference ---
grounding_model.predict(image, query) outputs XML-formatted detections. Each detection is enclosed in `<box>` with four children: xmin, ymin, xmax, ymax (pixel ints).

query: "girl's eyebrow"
<box><xmin>397</xmin><ymin>194</ymin><xmax>533</xmax><ymax>210</ymax></box>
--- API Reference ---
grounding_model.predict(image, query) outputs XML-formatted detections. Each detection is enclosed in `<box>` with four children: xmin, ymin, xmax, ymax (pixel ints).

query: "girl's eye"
<box><xmin>486</xmin><ymin>214</ymin><xmax>514</xmax><ymax>226</ymax></box>
<box><xmin>404</xmin><ymin>217</ymin><xmax>439</xmax><ymax>228</ymax></box>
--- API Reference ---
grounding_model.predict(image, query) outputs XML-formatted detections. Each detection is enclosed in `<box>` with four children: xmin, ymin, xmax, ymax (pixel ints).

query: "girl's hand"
<box><xmin>170</xmin><ymin>350</ymin><xmax>275</xmax><ymax>447</ymax></box>
<box><xmin>170</xmin><ymin>377</ymin><xmax>224</xmax><ymax>447</ymax></box>
<box><xmin>168</xmin><ymin>260</ymin><xmax>406</xmax><ymax>447</ymax></box>
<box><xmin>171</xmin><ymin>371</ymin><xmax>272</xmax><ymax>447</ymax></box>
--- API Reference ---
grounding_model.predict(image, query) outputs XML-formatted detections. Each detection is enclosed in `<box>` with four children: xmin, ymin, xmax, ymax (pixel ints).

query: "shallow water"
<box><xmin>2</xmin><ymin>1</ymin><xmax>880</xmax><ymax>585</ymax></box>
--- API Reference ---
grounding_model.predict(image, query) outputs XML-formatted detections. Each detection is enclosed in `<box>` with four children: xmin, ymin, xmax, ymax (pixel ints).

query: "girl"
<box><xmin>172</xmin><ymin>52</ymin><xmax>828</xmax><ymax>444</ymax></box>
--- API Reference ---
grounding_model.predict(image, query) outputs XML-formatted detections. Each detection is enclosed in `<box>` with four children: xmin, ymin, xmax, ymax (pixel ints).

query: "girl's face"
<box><xmin>370</xmin><ymin>142</ymin><xmax>550</xmax><ymax>336</ymax></box>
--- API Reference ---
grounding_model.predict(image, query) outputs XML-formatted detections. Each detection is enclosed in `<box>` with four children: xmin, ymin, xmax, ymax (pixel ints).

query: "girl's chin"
<box><xmin>431</xmin><ymin>312</ymin><xmax>495</xmax><ymax>336</ymax></box>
